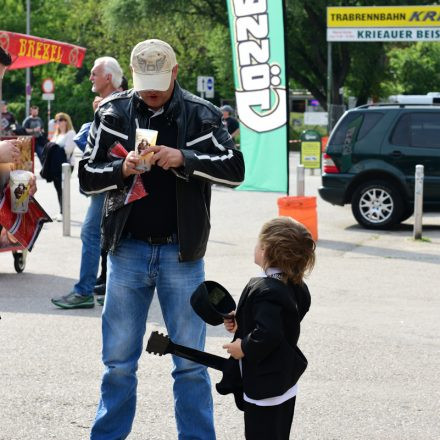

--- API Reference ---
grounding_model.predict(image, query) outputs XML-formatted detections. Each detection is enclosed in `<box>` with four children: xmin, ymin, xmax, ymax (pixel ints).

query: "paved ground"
<box><xmin>1</xmin><ymin>152</ymin><xmax>439</xmax><ymax>439</ymax></box>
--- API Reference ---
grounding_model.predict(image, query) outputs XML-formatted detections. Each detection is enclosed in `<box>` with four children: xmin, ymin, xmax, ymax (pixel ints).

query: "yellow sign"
<box><xmin>18</xmin><ymin>38</ymin><xmax>63</xmax><ymax>63</ymax></box>
<box><xmin>327</xmin><ymin>6</ymin><xmax>440</xmax><ymax>28</ymax></box>
<box><xmin>301</xmin><ymin>142</ymin><xmax>321</xmax><ymax>169</ymax></box>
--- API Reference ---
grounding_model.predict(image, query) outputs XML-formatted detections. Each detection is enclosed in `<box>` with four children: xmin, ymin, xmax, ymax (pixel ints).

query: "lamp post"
<box><xmin>25</xmin><ymin>0</ymin><xmax>31</xmax><ymax>117</ymax></box>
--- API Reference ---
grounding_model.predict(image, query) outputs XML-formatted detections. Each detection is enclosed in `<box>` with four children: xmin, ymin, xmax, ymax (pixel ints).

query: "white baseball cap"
<box><xmin>130</xmin><ymin>39</ymin><xmax>177</xmax><ymax>92</ymax></box>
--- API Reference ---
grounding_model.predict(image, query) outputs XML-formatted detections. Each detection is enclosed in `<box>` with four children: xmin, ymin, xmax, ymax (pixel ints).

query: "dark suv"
<box><xmin>319</xmin><ymin>104</ymin><xmax>440</xmax><ymax>229</ymax></box>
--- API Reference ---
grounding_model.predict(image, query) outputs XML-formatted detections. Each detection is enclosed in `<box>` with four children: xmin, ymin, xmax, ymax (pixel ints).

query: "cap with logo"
<box><xmin>130</xmin><ymin>39</ymin><xmax>177</xmax><ymax>92</ymax></box>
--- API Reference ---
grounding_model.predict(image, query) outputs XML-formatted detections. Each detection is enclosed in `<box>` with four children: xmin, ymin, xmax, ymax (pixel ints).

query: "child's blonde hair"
<box><xmin>259</xmin><ymin>216</ymin><xmax>316</xmax><ymax>285</ymax></box>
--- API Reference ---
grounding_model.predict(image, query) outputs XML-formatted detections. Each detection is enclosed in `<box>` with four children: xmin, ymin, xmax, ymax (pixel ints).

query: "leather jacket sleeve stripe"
<box><xmin>181</xmin><ymin>118</ymin><xmax>244</xmax><ymax>187</ymax></box>
<box><xmin>101</xmin><ymin>124</ymin><xmax>129</xmax><ymax>140</ymax></box>
<box><xmin>193</xmin><ymin>170</ymin><xmax>243</xmax><ymax>186</ymax></box>
<box><xmin>186</xmin><ymin>131</ymin><xmax>226</xmax><ymax>151</ymax></box>
<box><xmin>194</xmin><ymin>150</ymin><xmax>234</xmax><ymax>161</ymax></box>
<box><xmin>81</xmin><ymin>184</ymin><xmax>118</xmax><ymax>195</ymax></box>
<box><xmin>84</xmin><ymin>164</ymin><xmax>115</xmax><ymax>173</ymax></box>
<box><xmin>78</xmin><ymin>115</ymin><xmax>127</xmax><ymax>194</ymax></box>
<box><xmin>89</xmin><ymin>124</ymin><xmax>102</xmax><ymax>161</ymax></box>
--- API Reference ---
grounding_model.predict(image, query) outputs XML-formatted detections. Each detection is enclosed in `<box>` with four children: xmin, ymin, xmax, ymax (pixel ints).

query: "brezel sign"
<box><xmin>327</xmin><ymin>5</ymin><xmax>440</xmax><ymax>42</ymax></box>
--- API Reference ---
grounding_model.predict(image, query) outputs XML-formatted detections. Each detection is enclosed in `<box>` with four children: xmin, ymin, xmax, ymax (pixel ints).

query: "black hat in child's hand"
<box><xmin>190</xmin><ymin>281</ymin><xmax>236</xmax><ymax>326</ymax></box>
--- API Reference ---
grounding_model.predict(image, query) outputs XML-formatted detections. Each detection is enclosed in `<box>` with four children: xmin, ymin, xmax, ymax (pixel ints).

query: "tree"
<box><xmin>3</xmin><ymin>0</ymin><xmax>440</xmax><ymax>126</ymax></box>
<box><xmin>386</xmin><ymin>42</ymin><xmax>440</xmax><ymax>95</ymax></box>
<box><xmin>104</xmin><ymin>0</ymin><xmax>234</xmax><ymax>100</ymax></box>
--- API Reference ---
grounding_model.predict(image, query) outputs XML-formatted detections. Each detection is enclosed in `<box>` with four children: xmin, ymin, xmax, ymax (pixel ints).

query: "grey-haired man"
<box><xmin>79</xmin><ymin>39</ymin><xmax>244</xmax><ymax>439</ymax></box>
<box><xmin>51</xmin><ymin>56</ymin><xmax>123</xmax><ymax>309</ymax></box>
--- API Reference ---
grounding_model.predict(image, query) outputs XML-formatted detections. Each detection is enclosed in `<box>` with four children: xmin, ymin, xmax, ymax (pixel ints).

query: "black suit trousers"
<box><xmin>244</xmin><ymin>396</ymin><xmax>296</xmax><ymax>440</ymax></box>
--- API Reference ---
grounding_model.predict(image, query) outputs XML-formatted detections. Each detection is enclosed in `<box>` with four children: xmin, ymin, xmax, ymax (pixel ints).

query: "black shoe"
<box><xmin>94</xmin><ymin>283</ymin><xmax>106</xmax><ymax>296</ymax></box>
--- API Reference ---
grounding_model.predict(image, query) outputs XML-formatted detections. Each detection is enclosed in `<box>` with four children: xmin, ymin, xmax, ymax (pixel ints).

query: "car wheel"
<box><xmin>351</xmin><ymin>180</ymin><xmax>404</xmax><ymax>229</ymax></box>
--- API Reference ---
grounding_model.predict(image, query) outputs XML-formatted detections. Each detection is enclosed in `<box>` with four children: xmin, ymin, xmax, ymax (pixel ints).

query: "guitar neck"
<box><xmin>168</xmin><ymin>341</ymin><xmax>227</xmax><ymax>372</ymax></box>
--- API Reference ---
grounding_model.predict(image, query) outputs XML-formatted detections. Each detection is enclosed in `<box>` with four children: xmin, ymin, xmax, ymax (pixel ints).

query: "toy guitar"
<box><xmin>146</xmin><ymin>331</ymin><xmax>228</xmax><ymax>371</ymax></box>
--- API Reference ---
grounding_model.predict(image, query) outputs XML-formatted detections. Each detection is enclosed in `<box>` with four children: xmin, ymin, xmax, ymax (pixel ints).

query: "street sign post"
<box><xmin>205</xmin><ymin>77</ymin><xmax>214</xmax><ymax>98</ymax></box>
<box><xmin>41</xmin><ymin>78</ymin><xmax>55</xmax><ymax>134</ymax></box>
<box><xmin>197</xmin><ymin>76</ymin><xmax>214</xmax><ymax>99</ymax></box>
<box><xmin>41</xmin><ymin>78</ymin><xmax>55</xmax><ymax>94</ymax></box>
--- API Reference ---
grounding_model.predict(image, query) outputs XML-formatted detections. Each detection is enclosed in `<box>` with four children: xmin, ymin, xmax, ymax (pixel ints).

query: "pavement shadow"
<box><xmin>345</xmin><ymin>223</ymin><xmax>440</xmax><ymax>234</ymax></box>
<box><xmin>318</xmin><ymin>238</ymin><xmax>440</xmax><ymax>264</ymax></box>
<box><xmin>0</xmin><ymin>266</ymin><xmax>231</xmax><ymax>337</ymax></box>
<box><xmin>0</xmin><ymin>273</ymin><xmax>163</xmax><ymax>323</ymax></box>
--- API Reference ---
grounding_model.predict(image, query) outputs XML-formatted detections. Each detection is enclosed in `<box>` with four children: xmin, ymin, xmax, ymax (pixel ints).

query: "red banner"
<box><xmin>0</xmin><ymin>31</ymin><xmax>86</xmax><ymax>70</ymax></box>
<box><xmin>0</xmin><ymin>186</ymin><xmax>52</xmax><ymax>251</ymax></box>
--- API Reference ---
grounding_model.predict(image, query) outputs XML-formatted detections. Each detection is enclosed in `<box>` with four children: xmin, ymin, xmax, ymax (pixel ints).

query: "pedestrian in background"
<box><xmin>221</xmin><ymin>104</ymin><xmax>240</xmax><ymax>140</ymax></box>
<box><xmin>219</xmin><ymin>216</ymin><xmax>315</xmax><ymax>440</ymax></box>
<box><xmin>79</xmin><ymin>39</ymin><xmax>244</xmax><ymax>439</ymax></box>
<box><xmin>0</xmin><ymin>100</ymin><xmax>16</xmax><ymax>134</ymax></box>
<box><xmin>41</xmin><ymin>112</ymin><xmax>76</xmax><ymax>221</ymax></box>
<box><xmin>23</xmin><ymin>105</ymin><xmax>46</xmax><ymax>164</ymax></box>
<box><xmin>51</xmin><ymin>57</ymin><xmax>123</xmax><ymax>309</ymax></box>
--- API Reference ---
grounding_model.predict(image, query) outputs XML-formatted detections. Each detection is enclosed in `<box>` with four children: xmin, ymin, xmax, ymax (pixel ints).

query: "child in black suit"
<box><xmin>218</xmin><ymin>216</ymin><xmax>315</xmax><ymax>440</ymax></box>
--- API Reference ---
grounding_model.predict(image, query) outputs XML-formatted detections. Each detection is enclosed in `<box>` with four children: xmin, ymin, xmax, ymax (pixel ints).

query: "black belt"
<box><xmin>125</xmin><ymin>232</ymin><xmax>178</xmax><ymax>245</ymax></box>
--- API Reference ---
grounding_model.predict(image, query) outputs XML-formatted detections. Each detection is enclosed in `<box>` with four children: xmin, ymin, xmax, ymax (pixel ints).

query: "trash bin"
<box><xmin>277</xmin><ymin>196</ymin><xmax>318</xmax><ymax>241</ymax></box>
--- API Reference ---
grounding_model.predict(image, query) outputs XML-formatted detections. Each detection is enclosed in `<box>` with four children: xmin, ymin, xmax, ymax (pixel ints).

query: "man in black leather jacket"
<box><xmin>79</xmin><ymin>39</ymin><xmax>244</xmax><ymax>440</ymax></box>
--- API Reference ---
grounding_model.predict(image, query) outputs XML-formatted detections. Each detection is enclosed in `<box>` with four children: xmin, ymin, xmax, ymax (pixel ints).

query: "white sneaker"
<box><xmin>54</xmin><ymin>213</ymin><xmax>62</xmax><ymax>222</ymax></box>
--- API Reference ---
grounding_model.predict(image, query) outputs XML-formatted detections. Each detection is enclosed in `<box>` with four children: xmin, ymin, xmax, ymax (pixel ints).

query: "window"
<box><xmin>391</xmin><ymin>112</ymin><xmax>440</xmax><ymax>148</ymax></box>
<box><xmin>390</xmin><ymin>114</ymin><xmax>411</xmax><ymax>146</ymax></box>
<box><xmin>411</xmin><ymin>113</ymin><xmax>440</xmax><ymax>148</ymax></box>
<box><xmin>330</xmin><ymin>111</ymin><xmax>384</xmax><ymax>145</ymax></box>
<box><xmin>357</xmin><ymin>112</ymin><xmax>384</xmax><ymax>140</ymax></box>
<box><xmin>330</xmin><ymin>112</ymin><xmax>363</xmax><ymax>145</ymax></box>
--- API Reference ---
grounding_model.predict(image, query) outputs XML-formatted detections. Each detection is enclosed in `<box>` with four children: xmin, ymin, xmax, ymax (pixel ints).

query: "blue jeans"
<box><xmin>90</xmin><ymin>238</ymin><xmax>215</xmax><ymax>440</ymax></box>
<box><xmin>73</xmin><ymin>193</ymin><xmax>105</xmax><ymax>296</ymax></box>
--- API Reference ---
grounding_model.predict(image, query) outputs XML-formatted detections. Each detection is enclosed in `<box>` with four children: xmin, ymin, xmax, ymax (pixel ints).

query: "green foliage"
<box><xmin>386</xmin><ymin>43</ymin><xmax>440</xmax><ymax>95</ymax></box>
<box><xmin>2</xmin><ymin>0</ymin><xmax>440</xmax><ymax>129</ymax></box>
<box><xmin>344</xmin><ymin>43</ymin><xmax>390</xmax><ymax>106</ymax></box>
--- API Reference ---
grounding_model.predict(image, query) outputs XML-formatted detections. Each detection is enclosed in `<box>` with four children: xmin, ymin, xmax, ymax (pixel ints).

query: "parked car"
<box><xmin>318</xmin><ymin>103</ymin><xmax>440</xmax><ymax>229</ymax></box>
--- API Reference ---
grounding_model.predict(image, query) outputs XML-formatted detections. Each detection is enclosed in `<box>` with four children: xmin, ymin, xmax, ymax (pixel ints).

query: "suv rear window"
<box><xmin>331</xmin><ymin>112</ymin><xmax>384</xmax><ymax>144</ymax></box>
<box><xmin>391</xmin><ymin>112</ymin><xmax>440</xmax><ymax>148</ymax></box>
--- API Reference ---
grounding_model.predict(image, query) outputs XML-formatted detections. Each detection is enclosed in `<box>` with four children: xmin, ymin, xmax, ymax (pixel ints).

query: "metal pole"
<box><xmin>297</xmin><ymin>164</ymin><xmax>305</xmax><ymax>196</ymax></box>
<box><xmin>413</xmin><ymin>164</ymin><xmax>424</xmax><ymax>240</ymax></box>
<box><xmin>62</xmin><ymin>163</ymin><xmax>71</xmax><ymax>236</ymax></box>
<box><xmin>327</xmin><ymin>42</ymin><xmax>332</xmax><ymax>134</ymax></box>
<box><xmin>25</xmin><ymin>0</ymin><xmax>31</xmax><ymax>117</ymax></box>
<box><xmin>47</xmin><ymin>100</ymin><xmax>51</xmax><ymax>135</ymax></box>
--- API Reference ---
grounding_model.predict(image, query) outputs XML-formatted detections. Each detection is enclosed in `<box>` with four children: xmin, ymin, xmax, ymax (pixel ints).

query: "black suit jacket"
<box><xmin>216</xmin><ymin>277</ymin><xmax>311</xmax><ymax>406</ymax></box>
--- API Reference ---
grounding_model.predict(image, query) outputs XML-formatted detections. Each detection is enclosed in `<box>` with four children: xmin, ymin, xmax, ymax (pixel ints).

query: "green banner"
<box><xmin>226</xmin><ymin>0</ymin><xmax>288</xmax><ymax>192</ymax></box>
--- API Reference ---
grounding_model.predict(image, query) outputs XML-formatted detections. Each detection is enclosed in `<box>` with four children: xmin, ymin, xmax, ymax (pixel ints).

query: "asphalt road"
<box><xmin>1</xmin><ymin>152</ymin><xmax>439</xmax><ymax>439</ymax></box>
